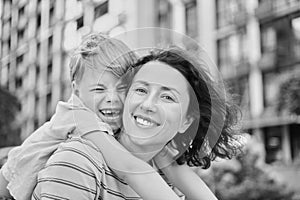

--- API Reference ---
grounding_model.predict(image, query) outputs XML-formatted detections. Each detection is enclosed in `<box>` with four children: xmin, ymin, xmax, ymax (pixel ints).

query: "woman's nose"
<box><xmin>140</xmin><ymin>93</ymin><xmax>157</xmax><ymax>113</ymax></box>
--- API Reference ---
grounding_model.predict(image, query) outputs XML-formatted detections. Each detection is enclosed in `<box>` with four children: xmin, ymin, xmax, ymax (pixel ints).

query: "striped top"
<box><xmin>3</xmin><ymin>94</ymin><xmax>113</xmax><ymax>200</ymax></box>
<box><xmin>32</xmin><ymin>136</ymin><xmax>142</xmax><ymax>200</ymax></box>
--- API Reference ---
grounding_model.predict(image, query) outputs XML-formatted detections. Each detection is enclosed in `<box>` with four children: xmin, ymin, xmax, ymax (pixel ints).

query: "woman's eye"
<box><xmin>135</xmin><ymin>88</ymin><xmax>147</xmax><ymax>94</ymax></box>
<box><xmin>161</xmin><ymin>95</ymin><xmax>175</xmax><ymax>102</ymax></box>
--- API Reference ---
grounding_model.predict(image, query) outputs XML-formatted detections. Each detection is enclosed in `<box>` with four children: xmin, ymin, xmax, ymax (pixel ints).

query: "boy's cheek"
<box><xmin>117</xmin><ymin>92</ymin><xmax>126</xmax><ymax>103</ymax></box>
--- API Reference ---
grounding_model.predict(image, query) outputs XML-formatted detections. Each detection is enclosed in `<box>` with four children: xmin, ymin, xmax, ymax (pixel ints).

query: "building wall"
<box><xmin>214</xmin><ymin>0</ymin><xmax>300</xmax><ymax>164</ymax></box>
<box><xmin>1</xmin><ymin>0</ymin><xmax>300</xmax><ymax>164</ymax></box>
<box><xmin>0</xmin><ymin>0</ymin><xmax>134</xmax><ymax>140</ymax></box>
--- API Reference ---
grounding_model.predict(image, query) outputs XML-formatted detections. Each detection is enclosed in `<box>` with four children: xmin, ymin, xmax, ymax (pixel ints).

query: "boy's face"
<box><xmin>74</xmin><ymin>66</ymin><xmax>126</xmax><ymax>132</ymax></box>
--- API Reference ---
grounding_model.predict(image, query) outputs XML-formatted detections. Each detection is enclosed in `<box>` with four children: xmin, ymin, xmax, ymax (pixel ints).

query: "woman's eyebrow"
<box><xmin>134</xmin><ymin>80</ymin><xmax>149</xmax><ymax>86</ymax></box>
<box><xmin>135</xmin><ymin>80</ymin><xmax>180</xmax><ymax>95</ymax></box>
<box><xmin>161</xmin><ymin>86</ymin><xmax>180</xmax><ymax>95</ymax></box>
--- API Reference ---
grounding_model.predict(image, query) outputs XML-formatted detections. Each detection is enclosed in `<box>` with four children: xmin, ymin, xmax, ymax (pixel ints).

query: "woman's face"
<box><xmin>123</xmin><ymin>61</ymin><xmax>193</xmax><ymax>148</ymax></box>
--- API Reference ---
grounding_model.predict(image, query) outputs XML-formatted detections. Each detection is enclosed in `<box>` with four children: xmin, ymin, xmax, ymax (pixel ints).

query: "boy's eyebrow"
<box><xmin>134</xmin><ymin>80</ymin><xmax>180</xmax><ymax>95</ymax></box>
<box><xmin>89</xmin><ymin>83</ymin><xmax>105</xmax><ymax>88</ymax></box>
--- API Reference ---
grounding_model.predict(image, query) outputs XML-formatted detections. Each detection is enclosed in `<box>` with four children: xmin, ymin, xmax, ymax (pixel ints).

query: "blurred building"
<box><xmin>1</xmin><ymin>0</ymin><xmax>300</xmax><ymax>165</ymax></box>
<box><xmin>143</xmin><ymin>0</ymin><xmax>300</xmax><ymax>165</ymax></box>
<box><xmin>0</xmin><ymin>0</ymin><xmax>138</xmax><ymax>140</ymax></box>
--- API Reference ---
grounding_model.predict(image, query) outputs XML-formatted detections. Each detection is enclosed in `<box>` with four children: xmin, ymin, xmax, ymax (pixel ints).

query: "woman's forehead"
<box><xmin>133</xmin><ymin>61</ymin><xmax>188</xmax><ymax>92</ymax></box>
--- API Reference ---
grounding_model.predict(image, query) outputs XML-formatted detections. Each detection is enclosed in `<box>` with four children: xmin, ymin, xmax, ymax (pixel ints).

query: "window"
<box><xmin>49</xmin><ymin>6</ymin><xmax>55</xmax><ymax>26</ymax></box>
<box><xmin>3</xmin><ymin>0</ymin><xmax>12</xmax><ymax>20</ymax></box>
<box><xmin>217</xmin><ymin>28</ymin><xmax>248</xmax><ymax>77</ymax></box>
<box><xmin>18</xmin><ymin>28</ymin><xmax>25</xmax><ymax>45</ymax></box>
<box><xmin>19</xmin><ymin>5</ymin><xmax>25</xmax><ymax>18</ymax></box>
<box><xmin>17</xmin><ymin>54</ymin><xmax>23</xmax><ymax>66</ymax></box>
<box><xmin>226</xmin><ymin>76</ymin><xmax>250</xmax><ymax>119</ymax></box>
<box><xmin>37</xmin><ymin>13</ymin><xmax>41</xmax><ymax>28</ymax></box>
<box><xmin>185</xmin><ymin>0</ymin><xmax>198</xmax><ymax>38</ymax></box>
<box><xmin>15</xmin><ymin>77</ymin><xmax>22</xmax><ymax>89</ymax></box>
<box><xmin>261</xmin><ymin>26</ymin><xmax>276</xmax><ymax>54</ymax></box>
<box><xmin>216</xmin><ymin>0</ymin><xmax>246</xmax><ymax>28</ymax></box>
<box><xmin>156</xmin><ymin>0</ymin><xmax>173</xmax><ymax>44</ymax></box>
<box><xmin>47</xmin><ymin>62</ymin><xmax>52</xmax><ymax>85</ymax></box>
<box><xmin>157</xmin><ymin>0</ymin><xmax>172</xmax><ymax>29</ymax></box>
<box><xmin>48</xmin><ymin>35</ymin><xmax>53</xmax><ymax>53</ymax></box>
<box><xmin>290</xmin><ymin>124</ymin><xmax>300</xmax><ymax>160</ymax></box>
<box><xmin>46</xmin><ymin>92</ymin><xmax>52</xmax><ymax>117</ymax></box>
<box><xmin>94</xmin><ymin>1</ymin><xmax>108</xmax><ymax>19</ymax></box>
<box><xmin>292</xmin><ymin>17</ymin><xmax>300</xmax><ymax>58</ymax></box>
<box><xmin>264</xmin><ymin>126</ymin><xmax>283</xmax><ymax>164</ymax></box>
<box><xmin>76</xmin><ymin>16</ymin><xmax>83</xmax><ymax>30</ymax></box>
<box><xmin>261</xmin><ymin>16</ymin><xmax>300</xmax><ymax>67</ymax></box>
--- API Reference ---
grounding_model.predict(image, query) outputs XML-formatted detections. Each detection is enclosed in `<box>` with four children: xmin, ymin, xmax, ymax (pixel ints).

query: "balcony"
<box><xmin>255</xmin><ymin>0</ymin><xmax>300</xmax><ymax>23</ymax></box>
<box><xmin>259</xmin><ymin>46</ymin><xmax>300</xmax><ymax>72</ymax></box>
<box><xmin>220</xmin><ymin>59</ymin><xmax>250</xmax><ymax>80</ymax></box>
<box><xmin>258</xmin><ymin>51</ymin><xmax>276</xmax><ymax>71</ymax></box>
<box><xmin>233</xmin><ymin>10</ymin><xmax>249</xmax><ymax>28</ymax></box>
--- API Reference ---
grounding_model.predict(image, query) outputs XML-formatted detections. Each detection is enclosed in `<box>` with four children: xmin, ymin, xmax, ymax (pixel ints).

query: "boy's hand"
<box><xmin>154</xmin><ymin>140</ymin><xmax>179</xmax><ymax>169</ymax></box>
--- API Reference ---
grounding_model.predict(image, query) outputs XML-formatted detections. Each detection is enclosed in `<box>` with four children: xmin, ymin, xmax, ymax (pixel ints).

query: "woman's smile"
<box><xmin>133</xmin><ymin>114</ymin><xmax>160</xmax><ymax>128</ymax></box>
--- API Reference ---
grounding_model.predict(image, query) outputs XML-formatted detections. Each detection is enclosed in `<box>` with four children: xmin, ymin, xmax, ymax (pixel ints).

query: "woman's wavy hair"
<box><xmin>130</xmin><ymin>47</ymin><xmax>243</xmax><ymax>169</ymax></box>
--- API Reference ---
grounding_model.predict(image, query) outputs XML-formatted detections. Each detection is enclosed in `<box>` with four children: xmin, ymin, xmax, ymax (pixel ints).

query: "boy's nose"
<box><xmin>106</xmin><ymin>90</ymin><xmax>119</xmax><ymax>103</ymax></box>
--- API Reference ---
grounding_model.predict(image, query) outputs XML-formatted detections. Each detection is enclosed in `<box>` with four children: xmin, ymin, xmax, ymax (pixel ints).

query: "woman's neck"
<box><xmin>118</xmin><ymin>132</ymin><xmax>162</xmax><ymax>162</ymax></box>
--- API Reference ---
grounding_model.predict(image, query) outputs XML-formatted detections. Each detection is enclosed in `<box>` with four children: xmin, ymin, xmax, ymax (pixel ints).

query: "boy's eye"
<box><xmin>117</xmin><ymin>85</ymin><xmax>128</xmax><ymax>91</ymax></box>
<box><xmin>92</xmin><ymin>87</ymin><xmax>105</xmax><ymax>92</ymax></box>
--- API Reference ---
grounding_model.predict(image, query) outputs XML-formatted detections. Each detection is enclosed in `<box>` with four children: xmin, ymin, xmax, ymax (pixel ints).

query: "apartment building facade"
<box><xmin>215</xmin><ymin>0</ymin><xmax>300</xmax><ymax>164</ymax></box>
<box><xmin>1</xmin><ymin>0</ymin><xmax>300</xmax><ymax>165</ymax></box>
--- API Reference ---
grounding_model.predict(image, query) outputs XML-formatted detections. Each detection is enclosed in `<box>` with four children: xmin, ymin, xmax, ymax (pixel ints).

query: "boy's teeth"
<box><xmin>101</xmin><ymin>110</ymin><xmax>120</xmax><ymax>115</ymax></box>
<box><xmin>136</xmin><ymin>117</ymin><xmax>153</xmax><ymax>126</ymax></box>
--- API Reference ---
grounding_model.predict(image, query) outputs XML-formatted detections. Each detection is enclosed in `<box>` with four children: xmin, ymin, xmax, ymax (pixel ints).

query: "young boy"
<box><xmin>0</xmin><ymin>33</ymin><xmax>181</xmax><ymax>200</ymax></box>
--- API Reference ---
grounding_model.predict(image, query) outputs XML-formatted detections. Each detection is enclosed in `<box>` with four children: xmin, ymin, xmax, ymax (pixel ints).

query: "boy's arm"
<box><xmin>0</xmin><ymin>169</ymin><xmax>11</xmax><ymax>198</ymax></box>
<box><xmin>160</xmin><ymin>163</ymin><xmax>218</xmax><ymax>200</ymax></box>
<box><xmin>84</xmin><ymin>131</ymin><xmax>180</xmax><ymax>200</ymax></box>
<box><xmin>154</xmin><ymin>144</ymin><xmax>218</xmax><ymax>200</ymax></box>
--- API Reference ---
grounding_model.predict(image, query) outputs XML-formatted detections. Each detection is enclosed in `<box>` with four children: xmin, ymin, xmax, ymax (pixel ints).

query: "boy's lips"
<box><xmin>99</xmin><ymin>109</ymin><xmax>121</xmax><ymax>121</ymax></box>
<box><xmin>133</xmin><ymin>114</ymin><xmax>160</xmax><ymax>128</ymax></box>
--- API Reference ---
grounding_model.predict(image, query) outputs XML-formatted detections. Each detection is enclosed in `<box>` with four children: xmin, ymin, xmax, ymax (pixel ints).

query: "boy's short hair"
<box><xmin>69</xmin><ymin>33</ymin><xmax>138</xmax><ymax>83</ymax></box>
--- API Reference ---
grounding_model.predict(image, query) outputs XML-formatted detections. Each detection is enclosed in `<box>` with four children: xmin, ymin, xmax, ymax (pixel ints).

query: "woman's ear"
<box><xmin>178</xmin><ymin>115</ymin><xmax>194</xmax><ymax>134</ymax></box>
<box><xmin>72</xmin><ymin>81</ymin><xmax>80</xmax><ymax>96</ymax></box>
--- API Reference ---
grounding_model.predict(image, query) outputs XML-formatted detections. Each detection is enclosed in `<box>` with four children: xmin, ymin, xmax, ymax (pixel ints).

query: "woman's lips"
<box><xmin>133</xmin><ymin>114</ymin><xmax>160</xmax><ymax>128</ymax></box>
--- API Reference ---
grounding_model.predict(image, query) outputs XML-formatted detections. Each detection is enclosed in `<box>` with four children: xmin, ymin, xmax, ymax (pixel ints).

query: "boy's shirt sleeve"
<box><xmin>2</xmin><ymin>94</ymin><xmax>111</xmax><ymax>200</ymax></box>
<box><xmin>70</xmin><ymin>108</ymin><xmax>113</xmax><ymax>137</ymax></box>
<box><xmin>66</xmin><ymin>94</ymin><xmax>114</xmax><ymax>137</ymax></box>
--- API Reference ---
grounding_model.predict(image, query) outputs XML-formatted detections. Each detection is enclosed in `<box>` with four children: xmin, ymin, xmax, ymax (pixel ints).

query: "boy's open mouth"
<box><xmin>100</xmin><ymin>109</ymin><xmax>121</xmax><ymax>120</ymax></box>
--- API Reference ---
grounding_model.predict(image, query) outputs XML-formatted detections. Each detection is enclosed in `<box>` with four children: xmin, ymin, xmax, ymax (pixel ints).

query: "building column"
<box><xmin>197</xmin><ymin>0</ymin><xmax>217</xmax><ymax>62</ymax></box>
<box><xmin>247</xmin><ymin>0</ymin><xmax>267</xmax><ymax>163</ymax></box>
<box><xmin>252</xmin><ymin>128</ymin><xmax>266</xmax><ymax>167</ymax></box>
<box><xmin>282</xmin><ymin>125</ymin><xmax>292</xmax><ymax>164</ymax></box>
<box><xmin>171</xmin><ymin>0</ymin><xmax>185</xmax><ymax>34</ymax></box>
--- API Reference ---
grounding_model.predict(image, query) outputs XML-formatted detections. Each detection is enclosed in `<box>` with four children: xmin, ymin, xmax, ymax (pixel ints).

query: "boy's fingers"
<box><xmin>165</xmin><ymin>141</ymin><xmax>179</xmax><ymax>157</ymax></box>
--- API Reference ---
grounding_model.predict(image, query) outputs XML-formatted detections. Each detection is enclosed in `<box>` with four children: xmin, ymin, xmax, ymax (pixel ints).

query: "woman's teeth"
<box><xmin>135</xmin><ymin>116</ymin><xmax>157</xmax><ymax>127</ymax></box>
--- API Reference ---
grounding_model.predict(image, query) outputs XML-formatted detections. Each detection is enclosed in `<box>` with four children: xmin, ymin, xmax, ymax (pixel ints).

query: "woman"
<box><xmin>119</xmin><ymin>47</ymin><xmax>242</xmax><ymax>199</ymax></box>
<box><xmin>31</xmin><ymin>46</ymin><xmax>242</xmax><ymax>200</ymax></box>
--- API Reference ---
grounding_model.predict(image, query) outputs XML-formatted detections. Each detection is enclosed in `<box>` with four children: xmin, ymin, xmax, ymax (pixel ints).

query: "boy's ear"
<box><xmin>72</xmin><ymin>81</ymin><xmax>79</xmax><ymax>96</ymax></box>
<box><xmin>178</xmin><ymin>115</ymin><xmax>194</xmax><ymax>134</ymax></box>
